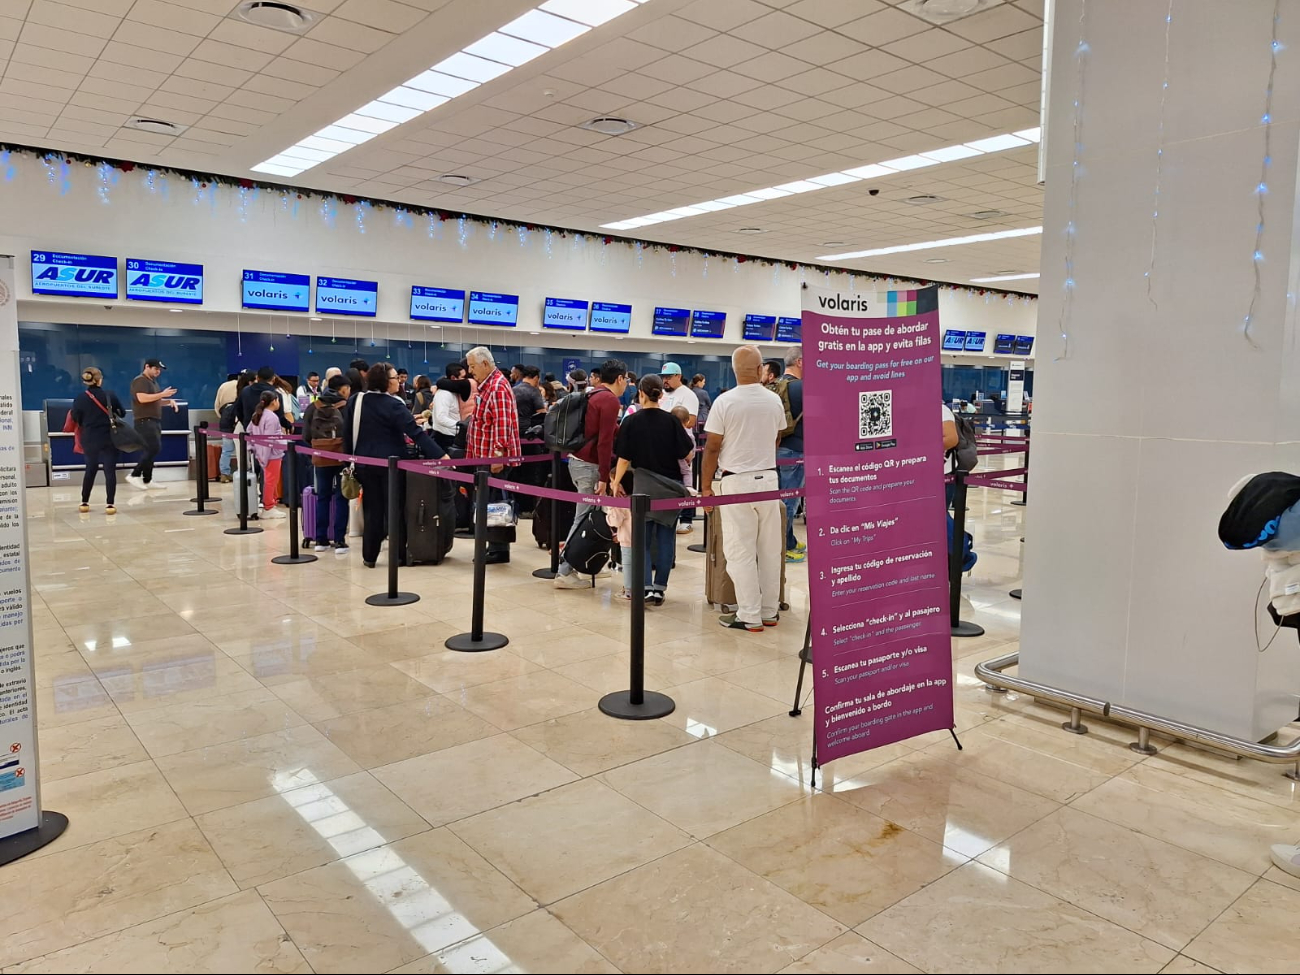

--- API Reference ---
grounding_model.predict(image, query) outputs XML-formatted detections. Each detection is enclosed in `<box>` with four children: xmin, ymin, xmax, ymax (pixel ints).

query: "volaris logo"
<box><xmin>35</xmin><ymin>266</ymin><xmax>114</xmax><ymax>284</ymax></box>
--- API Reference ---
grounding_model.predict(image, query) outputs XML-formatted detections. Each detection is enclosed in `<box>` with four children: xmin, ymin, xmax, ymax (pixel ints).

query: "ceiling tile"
<box><xmin>112</xmin><ymin>21</ymin><xmax>200</xmax><ymax>58</ymax></box>
<box><xmin>769</xmin><ymin>96</ymin><xmax>839</xmax><ymax>121</ymax></box>
<box><xmin>50</xmin><ymin>0</ymin><xmax>132</xmax><ymax>14</ymax></box>
<box><xmin>693</xmin><ymin>99</ymin><xmax>760</xmax><ymax>123</ymax></box>
<box><xmin>206</xmin><ymin>101</ymin><xmax>277</xmax><ymax>124</ymax></box>
<box><xmin>686</xmin><ymin>69</ymin><xmax>763</xmax><ymax>99</ymax></box>
<box><xmin>628</xmin><ymin>15</ymin><xmax>717</xmax><ymax>52</ymax></box>
<box><xmin>909</xmin><ymin>78</ymin><xmax>983</xmax><ymax>107</ymax></box>
<box><xmin>729</xmin><ymin>10</ymin><xmax>821</xmax><ymax>48</ymax></box>
<box><xmin>548</xmin><ymin>54</ymin><xmax>625</xmax><ymax>87</ymax></box>
<box><xmin>242</xmin><ymin>74</ymin><xmax>317</xmax><ymax>101</ymax></box>
<box><xmin>26</xmin><ymin>0</ymin><xmax>121</xmax><ymax>39</ymax></box>
<box><xmin>190</xmin><ymin>38</ymin><xmax>275</xmax><ymax>72</ymax></box>
<box><xmin>146</xmin><ymin>89</ymin><xmax>217</xmax><ymax>114</ymax></box>
<box><xmin>644</xmin><ymin>86</ymin><xmax>716</xmax><ymax>113</ymax></box>
<box><xmin>965</xmin><ymin>61</ymin><xmax>1039</xmax><ymax>92</ymax></box>
<box><xmin>678</xmin><ymin>0</ymin><xmax>771</xmax><ymax>33</ymax></box>
<box><xmin>829</xmin><ymin>49</ymin><xmax>910</xmax><ymax>79</ymax></box>
<box><xmin>784</xmin><ymin>0</ymin><xmax>880</xmax><ymax>28</ymax></box>
<box><xmin>867</xmin><ymin>94</ymin><xmax>926</xmax><ymax>119</ymax></box>
<box><xmin>872</xmin><ymin>64</ymin><xmax>947</xmax><ymax>94</ymax></box>
<box><xmin>818</xmin><ymin>82</ymin><xmax>893</xmax><ymax>109</ymax></box>
<box><xmin>839</xmin><ymin>7</ymin><xmax>929</xmax><ymax>45</ymax></box>
<box><xmin>259</xmin><ymin>57</ymin><xmax>339</xmax><ymax>86</ymax></box>
<box><xmin>600</xmin><ymin>71</ymin><xmax>674</xmax><ymax>99</ymax></box>
<box><xmin>682</xmin><ymin>33</ymin><xmax>767</xmax><ymax>69</ymax></box>
<box><xmin>281</xmin><ymin>37</ymin><xmax>367</xmax><ymax>71</ymax></box>
<box><xmin>126</xmin><ymin>0</ymin><xmax>220</xmax><ymax>36</ymax></box>
<box><xmin>160</xmin><ymin>75</ymin><xmax>235</xmax><ymax>102</ymax></box>
<box><xmin>207</xmin><ymin>19</ymin><xmax>296</xmax><ymax>55</ymax></box>
<box><xmin>945</xmin><ymin>91</ymin><xmax>1017</xmax><ymax>117</ymax></box>
<box><xmin>11</xmin><ymin>43</ymin><xmax>93</xmax><ymax>75</ymax></box>
<box><xmin>780</xmin><ymin>67</ymin><xmax>854</xmax><ymax>96</ymax></box>
<box><xmin>172</xmin><ymin>57</ymin><xmax>252</xmax><ymax>87</ymax></box>
<box><xmin>731</xmin><ymin>84</ymin><xmax>803</xmax><ymax>110</ymax></box>
<box><xmin>987</xmin><ymin>26</ymin><xmax>1044</xmax><ymax>61</ymax></box>
<box><xmin>639</xmin><ymin>54</ymin><xmax>717</xmax><ymax>85</ymax></box>
<box><xmin>783</xmin><ymin>32</ymin><xmax>867</xmax><ymax>65</ymax></box>
<box><xmin>946</xmin><ymin>3</ymin><xmax>1042</xmax><ymax>42</ymax></box>
<box><xmin>333</xmin><ymin>0</ymin><xmax>427</xmax><ymax>32</ymax></box>
<box><xmin>305</xmin><ymin>16</ymin><xmax>395</xmax><ymax>54</ymax></box>
<box><xmin>225</xmin><ymin>87</ymin><xmax>294</xmax><ymax>113</ymax></box>
<box><xmin>20</xmin><ymin>20</ymin><xmax>106</xmax><ymax>57</ymax></box>
<box><xmin>732</xmin><ymin>50</ymin><xmax>809</xmax><ymax>83</ymax></box>
<box><xmin>927</xmin><ymin>45</ymin><xmax>1010</xmax><ymax>78</ymax></box>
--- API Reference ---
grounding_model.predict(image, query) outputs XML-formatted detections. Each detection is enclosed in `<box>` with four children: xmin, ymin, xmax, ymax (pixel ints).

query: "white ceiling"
<box><xmin>0</xmin><ymin>0</ymin><xmax>1046</xmax><ymax>292</ymax></box>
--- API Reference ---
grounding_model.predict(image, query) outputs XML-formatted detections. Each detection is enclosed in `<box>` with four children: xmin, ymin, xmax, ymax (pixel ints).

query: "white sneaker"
<box><xmin>261</xmin><ymin>507</ymin><xmax>287</xmax><ymax>520</ymax></box>
<box><xmin>334</xmin><ymin>544</ymin><xmax>350</xmax><ymax>555</ymax></box>
<box><xmin>145</xmin><ymin>481</ymin><xmax>167</xmax><ymax>491</ymax></box>
<box><xmin>1271</xmin><ymin>843</ymin><xmax>1300</xmax><ymax>878</ymax></box>
<box><xmin>553</xmin><ymin>572</ymin><xmax>593</xmax><ymax>589</ymax></box>
<box><xmin>125</xmin><ymin>474</ymin><xmax>146</xmax><ymax>490</ymax></box>
<box><xmin>676</xmin><ymin>523</ymin><xmax>694</xmax><ymax>535</ymax></box>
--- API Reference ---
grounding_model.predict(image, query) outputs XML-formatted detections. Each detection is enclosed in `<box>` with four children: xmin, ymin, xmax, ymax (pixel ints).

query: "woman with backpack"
<box><xmin>306</xmin><ymin>374</ymin><xmax>352</xmax><ymax>553</ymax></box>
<box><xmin>69</xmin><ymin>367</ymin><xmax>125</xmax><ymax>515</ymax></box>
<box><xmin>216</xmin><ymin>371</ymin><xmax>251</xmax><ymax>483</ymax></box>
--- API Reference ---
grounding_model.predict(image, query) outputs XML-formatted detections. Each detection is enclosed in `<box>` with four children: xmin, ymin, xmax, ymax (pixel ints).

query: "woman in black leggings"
<box><xmin>70</xmin><ymin>367</ymin><xmax>125</xmax><ymax>515</ymax></box>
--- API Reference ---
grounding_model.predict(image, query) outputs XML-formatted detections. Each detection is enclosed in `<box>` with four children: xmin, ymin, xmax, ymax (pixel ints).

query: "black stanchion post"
<box><xmin>184</xmin><ymin>423</ymin><xmax>218</xmax><ymax>517</ymax></box>
<box><xmin>600</xmin><ymin>493</ymin><xmax>675</xmax><ymax>720</ymax></box>
<box><xmin>949</xmin><ymin>470</ymin><xmax>984</xmax><ymax>638</ymax></box>
<box><xmin>687</xmin><ymin>450</ymin><xmax>707</xmax><ymax>554</ymax></box>
<box><xmin>273</xmin><ymin>442</ymin><xmax>317</xmax><ymax>565</ymax></box>
<box><xmin>224</xmin><ymin>431</ymin><xmax>262</xmax><ymax>535</ymax></box>
<box><xmin>532</xmin><ymin>450</ymin><xmax>562</xmax><ymax>579</ymax></box>
<box><xmin>366</xmin><ymin>456</ymin><xmax>418</xmax><ymax>606</ymax></box>
<box><xmin>446</xmin><ymin>467</ymin><xmax>509</xmax><ymax>650</ymax></box>
<box><xmin>1011</xmin><ymin>429</ymin><xmax>1029</xmax><ymax>506</ymax></box>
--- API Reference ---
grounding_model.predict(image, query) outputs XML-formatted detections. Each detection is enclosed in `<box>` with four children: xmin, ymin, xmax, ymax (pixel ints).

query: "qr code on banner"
<box><xmin>859</xmin><ymin>390</ymin><xmax>893</xmax><ymax>439</ymax></box>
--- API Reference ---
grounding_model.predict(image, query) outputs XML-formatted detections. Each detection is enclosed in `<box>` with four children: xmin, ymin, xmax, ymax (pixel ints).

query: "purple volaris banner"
<box><xmin>802</xmin><ymin>285</ymin><xmax>953</xmax><ymax>765</ymax></box>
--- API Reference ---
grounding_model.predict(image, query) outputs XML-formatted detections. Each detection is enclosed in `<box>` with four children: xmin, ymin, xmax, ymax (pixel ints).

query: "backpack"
<box><xmin>563</xmin><ymin>508</ymin><xmax>614</xmax><ymax>575</ymax></box>
<box><xmin>544</xmin><ymin>388</ymin><xmax>591</xmax><ymax>453</ymax></box>
<box><xmin>772</xmin><ymin>378</ymin><xmax>801</xmax><ymax>440</ymax></box>
<box><xmin>950</xmin><ymin>414</ymin><xmax>979</xmax><ymax>473</ymax></box>
<box><xmin>219</xmin><ymin>400</ymin><xmax>238</xmax><ymax>433</ymax></box>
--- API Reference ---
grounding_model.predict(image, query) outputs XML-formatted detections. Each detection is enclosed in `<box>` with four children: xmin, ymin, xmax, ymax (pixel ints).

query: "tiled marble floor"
<box><xmin>7</xmin><ymin>470</ymin><xmax>1297</xmax><ymax>974</ymax></box>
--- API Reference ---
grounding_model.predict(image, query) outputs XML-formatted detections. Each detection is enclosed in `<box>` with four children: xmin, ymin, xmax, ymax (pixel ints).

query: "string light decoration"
<box><xmin>354</xmin><ymin>200</ymin><xmax>369</xmax><ymax>234</ymax></box>
<box><xmin>516</xmin><ymin>225</ymin><xmax>528</xmax><ymax>247</ymax></box>
<box><xmin>1243</xmin><ymin>0</ymin><xmax>1283</xmax><ymax>347</ymax></box>
<box><xmin>96</xmin><ymin>161</ymin><xmax>116</xmax><ymax>204</ymax></box>
<box><xmin>487</xmin><ymin>219</ymin><xmax>498</xmax><ymax>242</ymax></box>
<box><xmin>1055</xmin><ymin>1</ymin><xmax>1090</xmax><ymax>362</ymax></box>
<box><xmin>1144</xmin><ymin>0</ymin><xmax>1174</xmax><ymax>311</ymax></box>
<box><xmin>319</xmin><ymin>197</ymin><xmax>336</xmax><ymax>227</ymax></box>
<box><xmin>1</xmin><ymin>149</ymin><xmax>12</xmax><ymax>181</ymax></box>
<box><xmin>457</xmin><ymin>215</ymin><xmax>468</xmax><ymax>248</ymax></box>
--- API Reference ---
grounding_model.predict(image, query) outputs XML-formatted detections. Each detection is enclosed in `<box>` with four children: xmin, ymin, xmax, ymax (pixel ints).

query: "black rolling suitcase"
<box><xmin>532</xmin><ymin>461</ymin><xmax>577</xmax><ymax>549</ymax></box>
<box><xmin>405</xmin><ymin>473</ymin><xmax>455</xmax><ymax>565</ymax></box>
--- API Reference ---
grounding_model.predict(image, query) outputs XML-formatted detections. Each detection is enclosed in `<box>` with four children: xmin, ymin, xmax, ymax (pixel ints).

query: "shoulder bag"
<box><xmin>89</xmin><ymin>390</ymin><xmax>143</xmax><ymax>454</ymax></box>
<box><xmin>340</xmin><ymin>393</ymin><xmax>363</xmax><ymax>500</ymax></box>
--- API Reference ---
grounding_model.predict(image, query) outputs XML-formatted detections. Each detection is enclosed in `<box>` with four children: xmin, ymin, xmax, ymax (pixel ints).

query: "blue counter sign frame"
<box><xmin>30</xmin><ymin>251</ymin><xmax>118</xmax><ymax>299</ymax></box>
<box><xmin>1013</xmin><ymin>334</ymin><xmax>1035</xmax><ymax>355</ymax></box>
<box><xmin>590</xmin><ymin>302</ymin><xmax>631</xmax><ymax>334</ymax></box>
<box><xmin>964</xmin><ymin>331</ymin><xmax>987</xmax><ymax>352</ymax></box>
<box><xmin>994</xmin><ymin>333</ymin><xmax>1016</xmax><ymax>354</ymax></box>
<box><xmin>125</xmin><ymin>259</ymin><xmax>204</xmax><ymax>304</ymax></box>
<box><xmin>243</xmin><ymin>270</ymin><xmax>310</xmax><ymax>312</ymax></box>
<box><xmin>316</xmin><ymin>277</ymin><xmax>377</xmax><ymax>317</ymax></box>
<box><xmin>411</xmin><ymin>287</ymin><xmax>465</xmax><ymax>323</ymax></box>
<box><xmin>468</xmin><ymin>291</ymin><xmax>519</xmax><ymax>326</ymax></box>
<box><xmin>942</xmin><ymin>330</ymin><xmax>967</xmax><ymax>352</ymax></box>
<box><xmin>742</xmin><ymin>314</ymin><xmax>776</xmax><ymax>341</ymax></box>
<box><xmin>653</xmin><ymin>307</ymin><xmax>690</xmax><ymax>337</ymax></box>
<box><xmin>543</xmin><ymin>297</ymin><xmax>589</xmax><ymax>331</ymax></box>
<box><xmin>692</xmin><ymin>310</ymin><xmax>726</xmax><ymax>339</ymax></box>
<box><xmin>776</xmin><ymin>316</ymin><xmax>802</xmax><ymax>343</ymax></box>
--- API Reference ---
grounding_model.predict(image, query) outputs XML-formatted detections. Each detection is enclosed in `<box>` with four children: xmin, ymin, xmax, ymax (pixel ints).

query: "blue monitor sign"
<box><xmin>411</xmin><ymin>287</ymin><xmax>465</xmax><ymax>323</ymax></box>
<box><xmin>776</xmin><ymin>316</ymin><xmax>802</xmax><ymax>343</ymax></box>
<box><xmin>30</xmin><ymin>251</ymin><xmax>118</xmax><ymax>299</ymax></box>
<box><xmin>942</xmin><ymin>330</ymin><xmax>967</xmax><ymax>352</ymax></box>
<box><xmin>468</xmin><ymin>292</ymin><xmax>519</xmax><ymax>326</ymax></box>
<box><xmin>964</xmin><ymin>331</ymin><xmax>987</xmax><ymax>352</ymax></box>
<box><xmin>994</xmin><ymin>333</ymin><xmax>1016</xmax><ymax>354</ymax></box>
<box><xmin>590</xmin><ymin>302</ymin><xmax>631</xmax><ymax>333</ymax></box>
<box><xmin>243</xmin><ymin>269</ymin><xmax>310</xmax><ymax>312</ymax></box>
<box><xmin>543</xmin><ymin>297</ymin><xmax>589</xmax><ymax>330</ymax></box>
<box><xmin>125</xmin><ymin>259</ymin><xmax>204</xmax><ymax>304</ymax></box>
<box><xmin>1013</xmin><ymin>334</ymin><xmax>1035</xmax><ymax>355</ymax></box>
<box><xmin>691</xmin><ymin>310</ymin><xmax>726</xmax><ymax>339</ymax></box>
<box><xmin>742</xmin><ymin>313</ymin><xmax>776</xmax><ymax>341</ymax></box>
<box><xmin>316</xmin><ymin>277</ymin><xmax>377</xmax><ymax>317</ymax></box>
<box><xmin>653</xmin><ymin>307</ymin><xmax>690</xmax><ymax>337</ymax></box>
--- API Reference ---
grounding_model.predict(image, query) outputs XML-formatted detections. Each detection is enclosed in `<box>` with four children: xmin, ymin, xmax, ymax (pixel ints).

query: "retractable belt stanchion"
<box><xmin>224</xmin><ymin>431</ymin><xmax>262</xmax><ymax>535</ymax></box>
<box><xmin>184</xmin><ymin>422</ymin><xmax>218</xmax><ymax>516</ymax></box>
<box><xmin>1011</xmin><ymin>432</ymin><xmax>1029</xmax><ymax>506</ymax></box>
<box><xmin>532</xmin><ymin>450</ymin><xmax>562</xmax><ymax>579</ymax></box>
<box><xmin>446</xmin><ymin>467</ymin><xmax>509</xmax><ymax>651</ymax></box>
<box><xmin>687</xmin><ymin>450</ymin><xmax>707</xmax><ymax>554</ymax></box>
<box><xmin>366</xmin><ymin>455</ymin><xmax>419</xmax><ymax>606</ymax></box>
<box><xmin>273</xmin><ymin>442</ymin><xmax>317</xmax><ymax>565</ymax></box>
<box><xmin>949</xmin><ymin>469</ymin><xmax>985</xmax><ymax>638</ymax></box>
<box><xmin>600</xmin><ymin>493</ymin><xmax>676</xmax><ymax>720</ymax></box>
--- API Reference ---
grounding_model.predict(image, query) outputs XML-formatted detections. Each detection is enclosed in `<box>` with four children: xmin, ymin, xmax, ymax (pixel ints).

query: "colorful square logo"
<box><xmin>886</xmin><ymin>290</ymin><xmax>917</xmax><ymax>316</ymax></box>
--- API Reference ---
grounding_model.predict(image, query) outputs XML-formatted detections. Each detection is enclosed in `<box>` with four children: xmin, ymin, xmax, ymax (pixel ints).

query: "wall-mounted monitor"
<box><xmin>1013</xmin><ymin>334</ymin><xmax>1035</xmax><ymax>355</ymax></box>
<box><xmin>964</xmin><ymin>331</ymin><xmax>987</xmax><ymax>352</ymax></box>
<box><xmin>410</xmin><ymin>286</ymin><xmax>465</xmax><ymax>323</ymax></box>
<box><xmin>543</xmin><ymin>297</ymin><xmax>589</xmax><ymax>330</ymax></box>
<box><xmin>994</xmin><ymin>333</ymin><xmax>1016</xmax><ymax>354</ymax></box>
<box><xmin>742</xmin><ymin>314</ymin><xmax>776</xmax><ymax>342</ymax></box>
<box><xmin>316</xmin><ymin>276</ymin><xmax>377</xmax><ymax>317</ymax></box>
<box><xmin>776</xmin><ymin>316</ymin><xmax>802</xmax><ymax>343</ymax></box>
<box><xmin>691</xmin><ymin>310</ymin><xmax>725</xmax><ymax>339</ymax></box>
<box><xmin>942</xmin><ymin>330</ymin><xmax>967</xmax><ymax>352</ymax></box>
<box><xmin>243</xmin><ymin>270</ymin><xmax>310</xmax><ymax>312</ymax></box>
<box><xmin>125</xmin><ymin>259</ymin><xmax>204</xmax><ymax>304</ymax></box>
<box><xmin>30</xmin><ymin>251</ymin><xmax>118</xmax><ymax>299</ymax></box>
<box><xmin>652</xmin><ymin>307</ymin><xmax>690</xmax><ymax>337</ymax></box>
<box><xmin>589</xmin><ymin>301</ymin><xmax>631</xmax><ymax>333</ymax></box>
<box><xmin>468</xmin><ymin>291</ymin><xmax>519</xmax><ymax>326</ymax></box>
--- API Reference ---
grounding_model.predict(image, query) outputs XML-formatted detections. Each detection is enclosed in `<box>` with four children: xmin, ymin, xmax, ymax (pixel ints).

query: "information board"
<box><xmin>802</xmin><ymin>286</ymin><xmax>954</xmax><ymax>764</ymax></box>
<box><xmin>691</xmin><ymin>310</ymin><xmax>725</xmax><ymax>339</ymax></box>
<box><xmin>316</xmin><ymin>277</ymin><xmax>377</xmax><ymax>317</ymax></box>
<box><xmin>653</xmin><ymin>307</ymin><xmax>690</xmax><ymax>337</ymax></box>
<box><xmin>468</xmin><ymin>292</ymin><xmax>518</xmax><ymax>326</ymax></box>
<box><xmin>776</xmin><ymin>316</ymin><xmax>802</xmax><ymax>343</ymax></box>
<box><xmin>543</xmin><ymin>297</ymin><xmax>589</xmax><ymax>330</ymax></box>
<box><xmin>243</xmin><ymin>270</ymin><xmax>310</xmax><ymax>312</ymax></box>
<box><xmin>590</xmin><ymin>302</ymin><xmax>631</xmax><ymax>333</ymax></box>
<box><xmin>125</xmin><ymin>259</ymin><xmax>204</xmax><ymax>304</ymax></box>
<box><xmin>30</xmin><ymin>251</ymin><xmax>117</xmax><ymax>299</ymax></box>
<box><xmin>410</xmin><ymin>286</ymin><xmax>465</xmax><ymax>323</ymax></box>
<box><xmin>742</xmin><ymin>314</ymin><xmax>776</xmax><ymax>342</ymax></box>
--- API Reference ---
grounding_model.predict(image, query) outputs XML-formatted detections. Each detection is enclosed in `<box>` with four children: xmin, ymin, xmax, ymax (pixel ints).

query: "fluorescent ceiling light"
<box><xmin>251</xmin><ymin>162</ymin><xmax>305</xmax><ymax>176</ymax></box>
<box><xmin>541</xmin><ymin>0</ymin><xmax>635</xmax><ymax>27</ymax></box>
<box><xmin>921</xmin><ymin>144</ymin><xmax>983</xmax><ymax>162</ymax></box>
<box><xmin>878</xmin><ymin>154</ymin><xmax>937</xmax><ymax>171</ymax></box>
<box><xmin>464</xmin><ymin>32</ymin><xmax>549</xmax><ymax>66</ymax></box>
<box><xmin>404</xmin><ymin>70</ymin><xmax>479</xmax><ymax>98</ymax></box>
<box><xmin>839</xmin><ymin>163</ymin><xmax>893</xmax><ymax>180</ymax></box>
<box><xmin>807</xmin><ymin>172</ymin><xmax>860</xmax><ymax>187</ymax></box>
<box><xmin>666</xmin><ymin>205</ymin><xmax>707</xmax><ymax>216</ymax></box>
<box><xmin>300</xmin><ymin>134</ymin><xmax>354</xmax><ymax>153</ymax></box>
<box><xmin>376</xmin><ymin>86</ymin><xmax>449</xmax><ymax>110</ymax></box>
<box><xmin>499</xmin><ymin>9</ymin><xmax>590</xmax><ymax>46</ymax></box>
<box><xmin>818</xmin><ymin>226</ymin><xmax>1043</xmax><ymax>261</ymax></box>
<box><xmin>691</xmin><ymin>200</ymin><xmax>736</xmax><ymax>211</ymax></box>
<box><xmin>278</xmin><ymin>145</ymin><xmax>334</xmax><ymax>162</ymax></box>
<box><xmin>432</xmin><ymin>52</ymin><xmax>512</xmax><ymax>83</ymax></box>
<box><xmin>353</xmin><ymin>100</ymin><xmax>422</xmax><ymax>123</ymax></box>
<box><xmin>747</xmin><ymin>186</ymin><xmax>791</xmax><ymax>200</ymax></box>
<box><xmin>970</xmin><ymin>272</ymin><xmax>1041</xmax><ymax>282</ymax></box>
<box><xmin>965</xmin><ymin>133</ymin><xmax>1030</xmax><ymax>153</ymax></box>
<box><xmin>715</xmin><ymin>193</ymin><xmax>765</xmax><ymax>206</ymax></box>
<box><xmin>335</xmin><ymin>113</ymin><xmax>398</xmax><ymax>134</ymax></box>
<box><xmin>1014</xmin><ymin>127</ymin><xmax>1042</xmax><ymax>142</ymax></box>
<box><xmin>772</xmin><ymin>180</ymin><xmax>823</xmax><ymax>194</ymax></box>
<box><xmin>314</xmin><ymin>124</ymin><xmax>374</xmax><ymax>144</ymax></box>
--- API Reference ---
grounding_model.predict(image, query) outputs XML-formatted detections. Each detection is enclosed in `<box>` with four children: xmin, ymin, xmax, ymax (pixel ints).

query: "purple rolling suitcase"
<box><xmin>301</xmin><ymin>485</ymin><xmax>317</xmax><ymax>540</ymax></box>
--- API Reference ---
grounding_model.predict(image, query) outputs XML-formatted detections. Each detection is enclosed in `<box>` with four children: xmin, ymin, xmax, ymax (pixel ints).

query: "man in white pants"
<box><xmin>701</xmin><ymin>345</ymin><xmax>786</xmax><ymax>632</ymax></box>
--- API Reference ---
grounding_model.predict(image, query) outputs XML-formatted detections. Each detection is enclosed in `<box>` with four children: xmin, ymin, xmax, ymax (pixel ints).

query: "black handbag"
<box><xmin>89</xmin><ymin>391</ymin><xmax>143</xmax><ymax>454</ymax></box>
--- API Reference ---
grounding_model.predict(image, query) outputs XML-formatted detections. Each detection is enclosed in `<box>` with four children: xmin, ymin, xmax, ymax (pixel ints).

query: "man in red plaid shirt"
<box><xmin>467</xmin><ymin>347</ymin><xmax>521</xmax><ymax>563</ymax></box>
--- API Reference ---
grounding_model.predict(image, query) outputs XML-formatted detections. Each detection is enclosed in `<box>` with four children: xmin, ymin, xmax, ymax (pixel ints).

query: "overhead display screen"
<box><xmin>589</xmin><ymin>302</ymin><xmax>631</xmax><ymax>333</ymax></box>
<box><xmin>125</xmin><ymin>259</ymin><xmax>204</xmax><ymax>304</ymax></box>
<box><xmin>468</xmin><ymin>291</ymin><xmax>519</xmax><ymax>326</ymax></box>
<box><xmin>243</xmin><ymin>270</ymin><xmax>310</xmax><ymax>312</ymax></box>
<box><xmin>30</xmin><ymin>251</ymin><xmax>118</xmax><ymax>299</ymax></box>
<box><xmin>543</xmin><ymin>297</ymin><xmax>589</xmax><ymax>330</ymax></box>
<box><xmin>410</xmin><ymin>286</ymin><xmax>465</xmax><ymax>323</ymax></box>
<box><xmin>964</xmin><ymin>331</ymin><xmax>987</xmax><ymax>352</ymax></box>
<box><xmin>691</xmin><ymin>310</ymin><xmax>725</xmax><ymax>339</ymax></box>
<box><xmin>742</xmin><ymin>313</ymin><xmax>776</xmax><ymax>342</ymax></box>
<box><xmin>941</xmin><ymin>330</ymin><xmax>967</xmax><ymax>352</ymax></box>
<box><xmin>1013</xmin><ymin>334</ymin><xmax>1035</xmax><ymax>355</ymax></box>
<box><xmin>776</xmin><ymin>316</ymin><xmax>802</xmax><ymax>343</ymax></box>
<box><xmin>994</xmin><ymin>333</ymin><xmax>1016</xmax><ymax>354</ymax></box>
<box><xmin>316</xmin><ymin>277</ymin><xmax>377</xmax><ymax>317</ymax></box>
<box><xmin>652</xmin><ymin>307</ymin><xmax>690</xmax><ymax>337</ymax></box>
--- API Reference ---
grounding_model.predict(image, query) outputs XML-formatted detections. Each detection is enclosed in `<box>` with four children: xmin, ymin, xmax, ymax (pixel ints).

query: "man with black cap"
<box><xmin>125</xmin><ymin>358</ymin><xmax>177</xmax><ymax>490</ymax></box>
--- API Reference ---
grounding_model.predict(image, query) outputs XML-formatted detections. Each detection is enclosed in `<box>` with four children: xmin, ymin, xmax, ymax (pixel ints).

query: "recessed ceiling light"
<box><xmin>822</xmin><ymin>241</ymin><xmax>845</xmax><ymax>247</ymax></box>
<box><xmin>736</xmin><ymin>227</ymin><xmax>766</xmax><ymax>235</ymax></box>
<box><xmin>967</xmin><ymin>209</ymin><xmax>1009</xmax><ymax>220</ymax></box>
<box><xmin>902</xmin><ymin>0</ymin><xmax>988</xmax><ymax>24</ymax></box>
<box><xmin>905</xmin><ymin>194</ymin><xmax>944</xmax><ymax>205</ymax></box>
<box><xmin>236</xmin><ymin>1</ymin><xmax>316</xmax><ymax>32</ymax></box>
<box><xmin>438</xmin><ymin>174</ymin><xmax>479</xmax><ymax>186</ymax></box>
<box><xmin>309</xmin><ymin>317</ymin><xmax>322</xmax><ymax>321</ymax></box>
<box><xmin>580</xmin><ymin>116</ymin><xmax>638</xmax><ymax>135</ymax></box>
<box><xmin>127</xmin><ymin>117</ymin><xmax>184</xmax><ymax>135</ymax></box>
<box><xmin>168</xmin><ymin>308</ymin><xmax>183</xmax><ymax>313</ymax></box>
<box><xmin>923</xmin><ymin>258</ymin><xmax>950</xmax><ymax>264</ymax></box>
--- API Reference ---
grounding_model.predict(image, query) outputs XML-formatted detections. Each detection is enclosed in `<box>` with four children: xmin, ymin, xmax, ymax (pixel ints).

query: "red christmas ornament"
<box><xmin>119</xmin><ymin>162</ymin><xmax>135</xmax><ymax>173</ymax></box>
<box><xmin>603</xmin><ymin>236</ymin><xmax>612</xmax><ymax>245</ymax></box>
<box><xmin>341</xmin><ymin>194</ymin><xmax>357</xmax><ymax>205</ymax></box>
<box><xmin>200</xmin><ymin>181</ymin><xmax>208</xmax><ymax>188</ymax></box>
<box><xmin>736</xmin><ymin>255</ymin><xmax>747</xmax><ymax>264</ymax></box>
<box><xmin>238</xmin><ymin>178</ymin><xmax>253</xmax><ymax>189</ymax></box>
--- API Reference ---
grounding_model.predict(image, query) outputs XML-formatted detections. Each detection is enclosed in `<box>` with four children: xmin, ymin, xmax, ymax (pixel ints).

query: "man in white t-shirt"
<box><xmin>702</xmin><ymin>346</ymin><xmax>787</xmax><ymax>632</ymax></box>
<box><xmin>660</xmin><ymin>362</ymin><xmax>701</xmax><ymax>534</ymax></box>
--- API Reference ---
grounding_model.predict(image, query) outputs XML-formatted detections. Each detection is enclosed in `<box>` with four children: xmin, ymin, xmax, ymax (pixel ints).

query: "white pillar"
<box><xmin>1021</xmin><ymin>0</ymin><xmax>1300</xmax><ymax>740</ymax></box>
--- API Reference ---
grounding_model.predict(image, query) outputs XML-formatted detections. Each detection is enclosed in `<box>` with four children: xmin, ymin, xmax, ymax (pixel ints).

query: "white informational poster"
<box><xmin>1007</xmin><ymin>359</ymin><xmax>1026</xmax><ymax>414</ymax></box>
<box><xmin>0</xmin><ymin>256</ymin><xmax>40</xmax><ymax>840</ymax></box>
